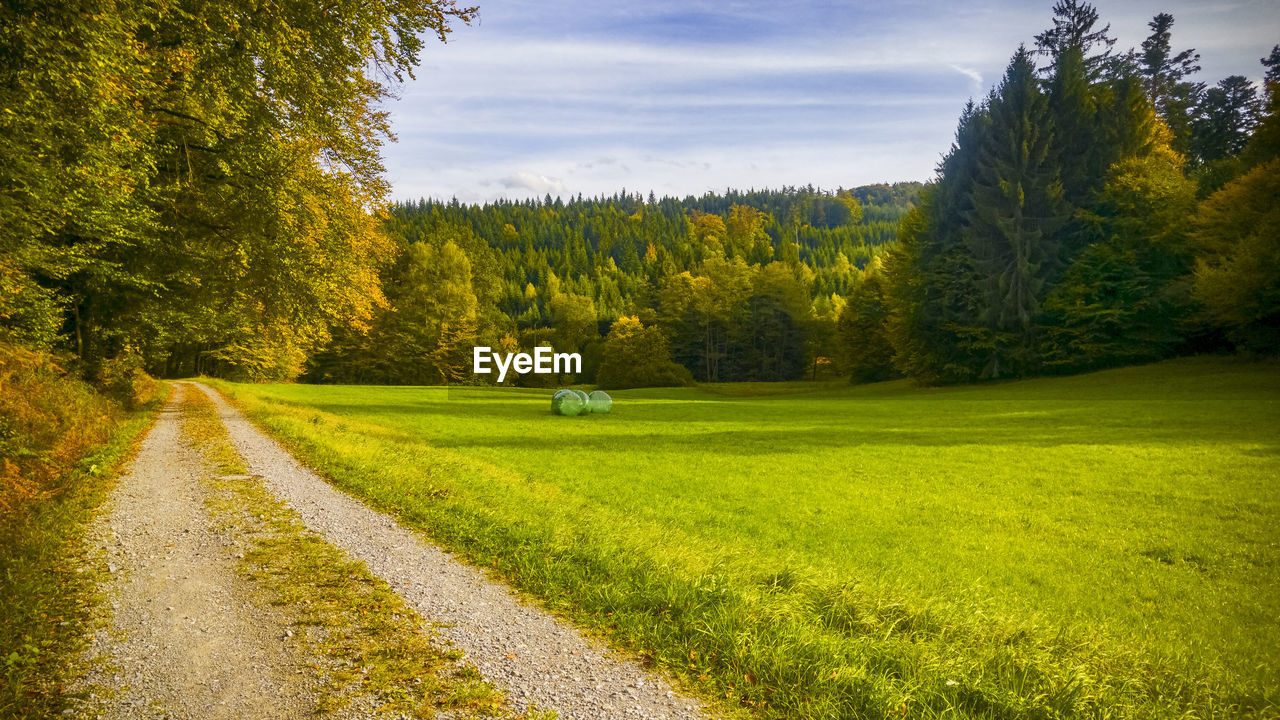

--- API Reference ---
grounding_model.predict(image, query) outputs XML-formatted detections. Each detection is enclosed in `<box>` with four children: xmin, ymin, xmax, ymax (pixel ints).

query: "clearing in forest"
<box><xmin>209</xmin><ymin>357</ymin><xmax>1280</xmax><ymax>719</ymax></box>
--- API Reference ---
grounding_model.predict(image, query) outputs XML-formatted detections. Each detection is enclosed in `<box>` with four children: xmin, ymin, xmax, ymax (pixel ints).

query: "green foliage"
<box><xmin>309</xmin><ymin>186</ymin><xmax>916</xmax><ymax>385</ymax></box>
<box><xmin>4</xmin><ymin>0</ymin><xmax>1275</xmax><ymax>391</ymax></box>
<box><xmin>1138</xmin><ymin>13</ymin><xmax>1202</xmax><ymax>156</ymax></box>
<box><xmin>1032</xmin><ymin>0</ymin><xmax>1116</xmax><ymax>79</ymax></box>
<box><xmin>306</xmin><ymin>227</ymin><xmax>487</xmax><ymax>384</ymax></box>
<box><xmin>0</xmin><ymin>0</ymin><xmax>156</xmax><ymax>355</ymax></box>
<box><xmin>96</xmin><ymin>351</ymin><xmax>159</xmax><ymax>410</ymax></box>
<box><xmin>965</xmin><ymin>47</ymin><xmax>1069</xmax><ymax>378</ymax></box>
<box><xmin>0</xmin><ymin>263</ymin><xmax>62</xmax><ymax>353</ymax></box>
<box><xmin>1040</xmin><ymin>131</ymin><xmax>1199</xmax><ymax>370</ymax></box>
<box><xmin>883</xmin><ymin>47</ymin><xmax>1075</xmax><ymax>383</ymax></box>
<box><xmin>835</xmin><ymin>267</ymin><xmax>896</xmax><ymax>383</ymax></box>
<box><xmin>883</xmin><ymin>111</ymin><xmax>990</xmax><ymax>384</ymax></box>
<box><xmin>743</xmin><ymin>263</ymin><xmax>813</xmax><ymax>381</ymax></box>
<box><xmin>875</xmin><ymin>3</ymin><xmax>1275</xmax><ymax>386</ymax></box>
<box><xmin>1</xmin><ymin>0</ymin><xmax>476</xmax><ymax>379</ymax></box>
<box><xmin>1193</xmin><ymin>76</ymin><xmax>1263</xmax><ymax>166</ymax></box>
<box><xmin>1242</xmin><ymin>49</ymin><xmax>1280</xmax><ymax>169</ymax></box>
<box><xmin>595</xmin><ymin>316</ymin><xmax>693</xmax><ymax>390</ymax></box>
<box><xmin>1190</xmin><ymin>159</ymin><xmax>1280</xmax><ymax>353</ymax></box>
<box><xmin>549</xmin><ymin>293</ymin><xmax>598</xmax><ymax>359</ymax></box>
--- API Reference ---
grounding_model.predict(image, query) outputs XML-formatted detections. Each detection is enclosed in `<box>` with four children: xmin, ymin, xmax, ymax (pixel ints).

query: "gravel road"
<box><xmin>76</xmin><ymin>385</ymin><xmax>317</xmax><ymax>719</ymax></box>
<box><xmin>194</xmin><ymin>382</ymin><xmax>712</xmax><ymax>720</ymax></box>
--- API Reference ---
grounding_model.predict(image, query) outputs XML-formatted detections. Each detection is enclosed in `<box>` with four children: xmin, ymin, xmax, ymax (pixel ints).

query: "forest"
<box><xmin>306</xmin><ymin>184</ymin><xmax>921</xmax><ymax>385</ymax></box>
<box><xmin>1</xmin><ymin>0</ymin><xmax>1278</xmax><ymax>392</ymax></box>
<box><xmin>311</xmin><ymin>0</ymin><xmax>1280</xmax><ymax>389</ymax></box>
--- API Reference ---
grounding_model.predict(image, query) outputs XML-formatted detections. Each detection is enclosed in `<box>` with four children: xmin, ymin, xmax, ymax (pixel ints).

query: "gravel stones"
<box><xmin>73</xmin><ymin>386</ymin><xmax>317</xmax><ymax>720</ymax></box>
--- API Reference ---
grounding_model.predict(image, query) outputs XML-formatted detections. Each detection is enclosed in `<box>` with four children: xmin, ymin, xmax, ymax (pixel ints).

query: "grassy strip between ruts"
<box><xmin>0</xmin><ymin>385</ymin><xmax>166</xmax><ymax>720</ymax></box>
<box><xmin>204</xmin><ymin>372</ymin><xmax>1277</xmax><ymax>720</ymax></box>
<box><xmin>179</xmin><ymin>385</ymin><xmax>549</xmax><ymax>718</ymax></box>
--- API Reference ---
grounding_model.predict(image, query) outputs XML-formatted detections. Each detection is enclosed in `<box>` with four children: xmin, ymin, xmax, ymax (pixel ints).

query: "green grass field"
<box><xmin>208</xmin><ymin>357</ymin><xmax>1280</xmax><ymax>719</ymax></box>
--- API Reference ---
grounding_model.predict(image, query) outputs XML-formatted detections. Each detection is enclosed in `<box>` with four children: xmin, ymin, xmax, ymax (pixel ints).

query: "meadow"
<box><xmin>208</xmin><ymin>357</ymin><xmax>1280</xmax><ymax>719</ymax></box>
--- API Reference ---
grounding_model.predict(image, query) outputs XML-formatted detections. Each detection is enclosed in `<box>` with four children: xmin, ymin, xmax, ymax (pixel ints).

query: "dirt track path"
<box><xmin>195</xmin><ymin>382</ymin><xmax>710</xmax><ymax>720</ymax></box>
<box><xmin>78</xmin><ymin>382</ymin><xmax>710</xmax><ymax>719</ymax></box>
<box><xmin>77</xmin><ymin>385</ymin><xmax>316</xmax><ymax>719</ymax></box>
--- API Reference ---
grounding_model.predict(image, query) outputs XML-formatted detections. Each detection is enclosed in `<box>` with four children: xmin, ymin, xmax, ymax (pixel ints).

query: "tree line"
<box><xmin>2</xmin><ymin>1</ymin><xmax>1276</xmax><ymax>391</ymax></box>
<box><xmin>854</xmin><ymin>1</ymin><xmax>1280</xmax><ymax>383</ymax></box>
<box><xmin>305</xmin><ymin>185</ymin><xmax>921</xmax><ymax>385</ymax></box>
<box><xmin>308</xmin><ymin>1</ymin><xmax>1278</xmax><ymax>389</ymax></box>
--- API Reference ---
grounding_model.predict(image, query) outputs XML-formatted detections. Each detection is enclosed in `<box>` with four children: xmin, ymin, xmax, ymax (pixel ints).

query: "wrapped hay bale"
<box><xmin>551</xmin><ymin>389</ymin><xmax>587</xmax><ymax>416</ymax></box>
<box><xmin>587</xmin><ymin>390</ymin><xmax>612</xmax><ymax>413</ymax></box>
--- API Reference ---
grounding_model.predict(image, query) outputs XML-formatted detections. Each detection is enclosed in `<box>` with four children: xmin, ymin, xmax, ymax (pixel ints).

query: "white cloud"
<box><xmin>947</xmin><ymin>64</ymin><xmax>983</xmax><ymax>90</ymax></box>
<box><xmin>494</xmin><ymin>171</ymin><xmax>566</xmax><ymax>196</ymax></box>
<box><xmin>384</xmin><ymin>0</ymin><xmax>1280</xmax><ymax>202</ymax></box>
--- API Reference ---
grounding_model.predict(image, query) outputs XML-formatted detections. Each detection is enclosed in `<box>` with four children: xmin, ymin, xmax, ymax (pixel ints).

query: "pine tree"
<box><xmin>964</xmin><ymin>47</ymin><xmax>1068</xmax><ymax>378</ymax></box>
<box><xmin>1139</xmin><ymin>13</ymin><xmax>1202</xmax><ymax>155</ymax></box>
<box><xmin>1048</xmin><ymin>46</ymin><xmax>1097</xmax><ymax>207</ymax></box>
<box><xmin>1194</xmin><ymin>76</ymin><xmax>1262</xmax><ymax>164</ymax></box>
<box><xmin>1033</xmin><ymin>0</ymin><xmax>1116</xmax><ymax>79</ymax></box>
<box><xmin>1244</xmin><ymin>47</ymin><xmax>1280</xmax><ymax>166</ymax></box>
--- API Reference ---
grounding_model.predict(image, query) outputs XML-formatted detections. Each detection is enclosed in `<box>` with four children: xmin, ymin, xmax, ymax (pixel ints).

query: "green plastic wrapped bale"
<box><xmin>574</xmin><ymin>390</ymin><xmax>591</xmax><ymax>413</ymax></box>
<box><xmin>551</xmin><ymin>390</ymin><xmax>586</xmax><ymax>416</ymax></box>
<box><xmin>587</xmin><ymin>390</ymin><xmax>612</xmax><ymax>414</ymax></box>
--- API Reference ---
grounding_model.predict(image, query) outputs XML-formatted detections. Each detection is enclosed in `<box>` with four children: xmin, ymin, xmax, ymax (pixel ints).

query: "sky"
<box><xmin>382</xmin><ymin>0</ymin><xmax>1280</xmax><ymax>204</ymax></box>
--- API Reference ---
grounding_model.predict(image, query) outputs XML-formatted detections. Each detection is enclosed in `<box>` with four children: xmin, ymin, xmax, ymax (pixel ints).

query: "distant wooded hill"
<box><xmin>393</xmin><ymin>184</ymin><xmax>922</xmax><ymax>322</ymax></box>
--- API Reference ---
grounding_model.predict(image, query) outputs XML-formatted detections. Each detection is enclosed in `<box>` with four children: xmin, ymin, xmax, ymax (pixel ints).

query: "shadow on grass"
<box><xmin>421</xmin><ymin>424</ymin><xmax>1280</xmax><ymax>456</ymax></box>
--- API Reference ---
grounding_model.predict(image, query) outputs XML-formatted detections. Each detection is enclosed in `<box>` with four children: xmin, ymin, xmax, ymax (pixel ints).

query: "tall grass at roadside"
<box><xmin>0</xmin><ymin>353</ymin><xmax>162</xmax><ymax>719</ymax></box>
<box><xmin>208</xmin><ymin>357</ymin><xmax>1280</xmax><ymax>719</ymax></box>
<box><xmin>2</xmin><ymin>345</ymin><xmax>114</xmax><ymax>518</ymax></box>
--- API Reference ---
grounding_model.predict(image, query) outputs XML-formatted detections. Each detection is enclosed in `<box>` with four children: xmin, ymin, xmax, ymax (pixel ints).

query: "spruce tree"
<box><xmin>964</xmin><ymin>47</ymin><xmax>1068</xmax><ymax>378</ymax></box>
<box><xmin>1048</xmin><ymin>46</ymin><xmax>1097</xmax><ymax>208</ymax></box>
<box><xmin>887</xmin><ymin>102</ymin><xmax>991</xmax><ymax>383</ymax></box>
<box><xmin>1139</xmin><ymin>13</ymin><xmax>1202</xmax><ymax>155</ymax></box>
<box><xmin>1194</xmin><ymin>76</ymin><xmax>1263</xmax><ymax>163</ymax></box>
<box><xmin>1033</xmin><ymin>0</ymin><xmax>1116</xmax><ymax>79</ymax></box>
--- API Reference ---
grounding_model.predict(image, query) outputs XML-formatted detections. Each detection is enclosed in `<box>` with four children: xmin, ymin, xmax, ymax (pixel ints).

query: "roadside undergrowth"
<box><xmin>179</xmin><ymin>385</ymin><xmax>535</xmax><ymax>718</ymax></box>
<box><xmin>0</xmin><ymin>380</ymin><xmax>165</xmax><ymax>719</ymax></box>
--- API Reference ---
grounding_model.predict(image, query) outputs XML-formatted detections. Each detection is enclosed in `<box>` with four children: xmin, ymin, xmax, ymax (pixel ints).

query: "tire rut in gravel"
<box><xmin>75</xmin><ymin>385</ymin><xmax>317</xmax><ymax>720</ymax></box>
